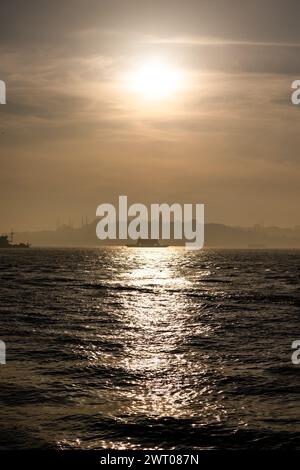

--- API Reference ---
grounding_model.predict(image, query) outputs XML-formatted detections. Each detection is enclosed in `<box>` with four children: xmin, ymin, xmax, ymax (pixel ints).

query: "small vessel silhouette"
<box><xmin>0</xmin><ymin>233</ymin><xmax>31</xmax><ymax>249</ymax></box>
<box><xmin>126</xmin><ymin>238</ymin><xmax>168</xmax><ymax>248</ymax></box>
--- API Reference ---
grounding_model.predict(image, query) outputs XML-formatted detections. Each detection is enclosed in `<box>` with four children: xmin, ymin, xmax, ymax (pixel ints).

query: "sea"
<box><xmin>0</xmin><ymin>248</ymin><xmax>299</xmax><ymax>450</ymax></box>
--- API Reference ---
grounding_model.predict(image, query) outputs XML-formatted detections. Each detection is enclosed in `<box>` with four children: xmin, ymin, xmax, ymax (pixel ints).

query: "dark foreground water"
<box><xmin>0</xmin><ymin>248</ymin><xmax>299</xmax><ymax>450</ymax></box>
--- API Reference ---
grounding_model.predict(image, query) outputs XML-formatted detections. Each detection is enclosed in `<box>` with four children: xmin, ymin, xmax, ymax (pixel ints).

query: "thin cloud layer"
<box><xmin>0</xmin><ymin>0</ymin><xmax>299</xmax><ymax>230</ymax></box>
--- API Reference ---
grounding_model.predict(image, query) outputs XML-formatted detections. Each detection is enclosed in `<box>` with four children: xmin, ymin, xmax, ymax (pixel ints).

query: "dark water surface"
<box><xmin>0</xmin><ymin>248</ymin><xmax>299</xmax><ymax>449</ymax></box>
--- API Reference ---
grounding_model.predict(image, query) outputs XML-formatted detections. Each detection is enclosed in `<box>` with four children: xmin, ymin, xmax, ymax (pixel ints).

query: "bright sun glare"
<box><xmin>127</xmin><ymin>58</ymin><xmax>183</xmax><ymax>101</ymax></box>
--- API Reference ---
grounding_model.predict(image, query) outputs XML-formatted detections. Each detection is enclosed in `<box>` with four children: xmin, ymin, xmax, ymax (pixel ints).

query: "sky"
<box><xmin>1</xmin><ymin>0</ymin><xmax>300</xmax><ymax>231</ymax></box>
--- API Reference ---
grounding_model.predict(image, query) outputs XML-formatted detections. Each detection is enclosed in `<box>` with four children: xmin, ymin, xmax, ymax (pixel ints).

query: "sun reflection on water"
<box><xmin>105</xmin><ymin>248</ymin><xmax>226</xmax><ymax>425</ymax></box>
<box><xmin>60</xmin><ymin>248</ymin><xmax>228</xmax><ymax>449</ymax></box>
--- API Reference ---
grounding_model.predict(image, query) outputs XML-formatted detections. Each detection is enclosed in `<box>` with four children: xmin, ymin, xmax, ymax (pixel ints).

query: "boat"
<box><xmin>126</xmin><ymin>238</ymin><xmax>168</xmax><ymax>248</ymax></box>
<box><xmin>0</xmin><ymin>233</ymin><xmax>31</xmax><ymax>249</ymax></box>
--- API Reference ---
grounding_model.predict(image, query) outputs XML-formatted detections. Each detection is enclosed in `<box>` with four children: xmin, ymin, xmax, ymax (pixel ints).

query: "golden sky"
<box><xmin>1</xmin><ymin>0</ymin><xmax>300</xmax><ymax>230</ymax></box>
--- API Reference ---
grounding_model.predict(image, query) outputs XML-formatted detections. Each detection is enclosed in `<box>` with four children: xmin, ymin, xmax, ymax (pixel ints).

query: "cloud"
<box><xmin>1</xmin><ymin>0</ymin><xmax>300</xmax><ymax>229</ymax></box>
<box><xmin>1</xmin><ymin>0</ymin><xmax>300</xmax><ymax>46</ymax></box>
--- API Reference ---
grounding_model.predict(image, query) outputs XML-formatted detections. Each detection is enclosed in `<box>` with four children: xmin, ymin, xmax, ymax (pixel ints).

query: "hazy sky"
<box><xmin>1</xmin><ymin>0</ymin><xmax>300</xmax><ymax>230</ymax></box>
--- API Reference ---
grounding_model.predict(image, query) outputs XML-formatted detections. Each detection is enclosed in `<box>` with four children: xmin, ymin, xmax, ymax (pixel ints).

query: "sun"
<box><xmin>127</xmin><ymin>58</ymin><xmax>183</xmax><ymax>102</ymax></box>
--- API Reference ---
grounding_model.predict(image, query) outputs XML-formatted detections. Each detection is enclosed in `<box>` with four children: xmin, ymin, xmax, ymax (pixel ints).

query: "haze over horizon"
<box><xmin>1</xmin><ymin>0</ymin><xmax>300</xmax><ymax>231</ymax></box>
